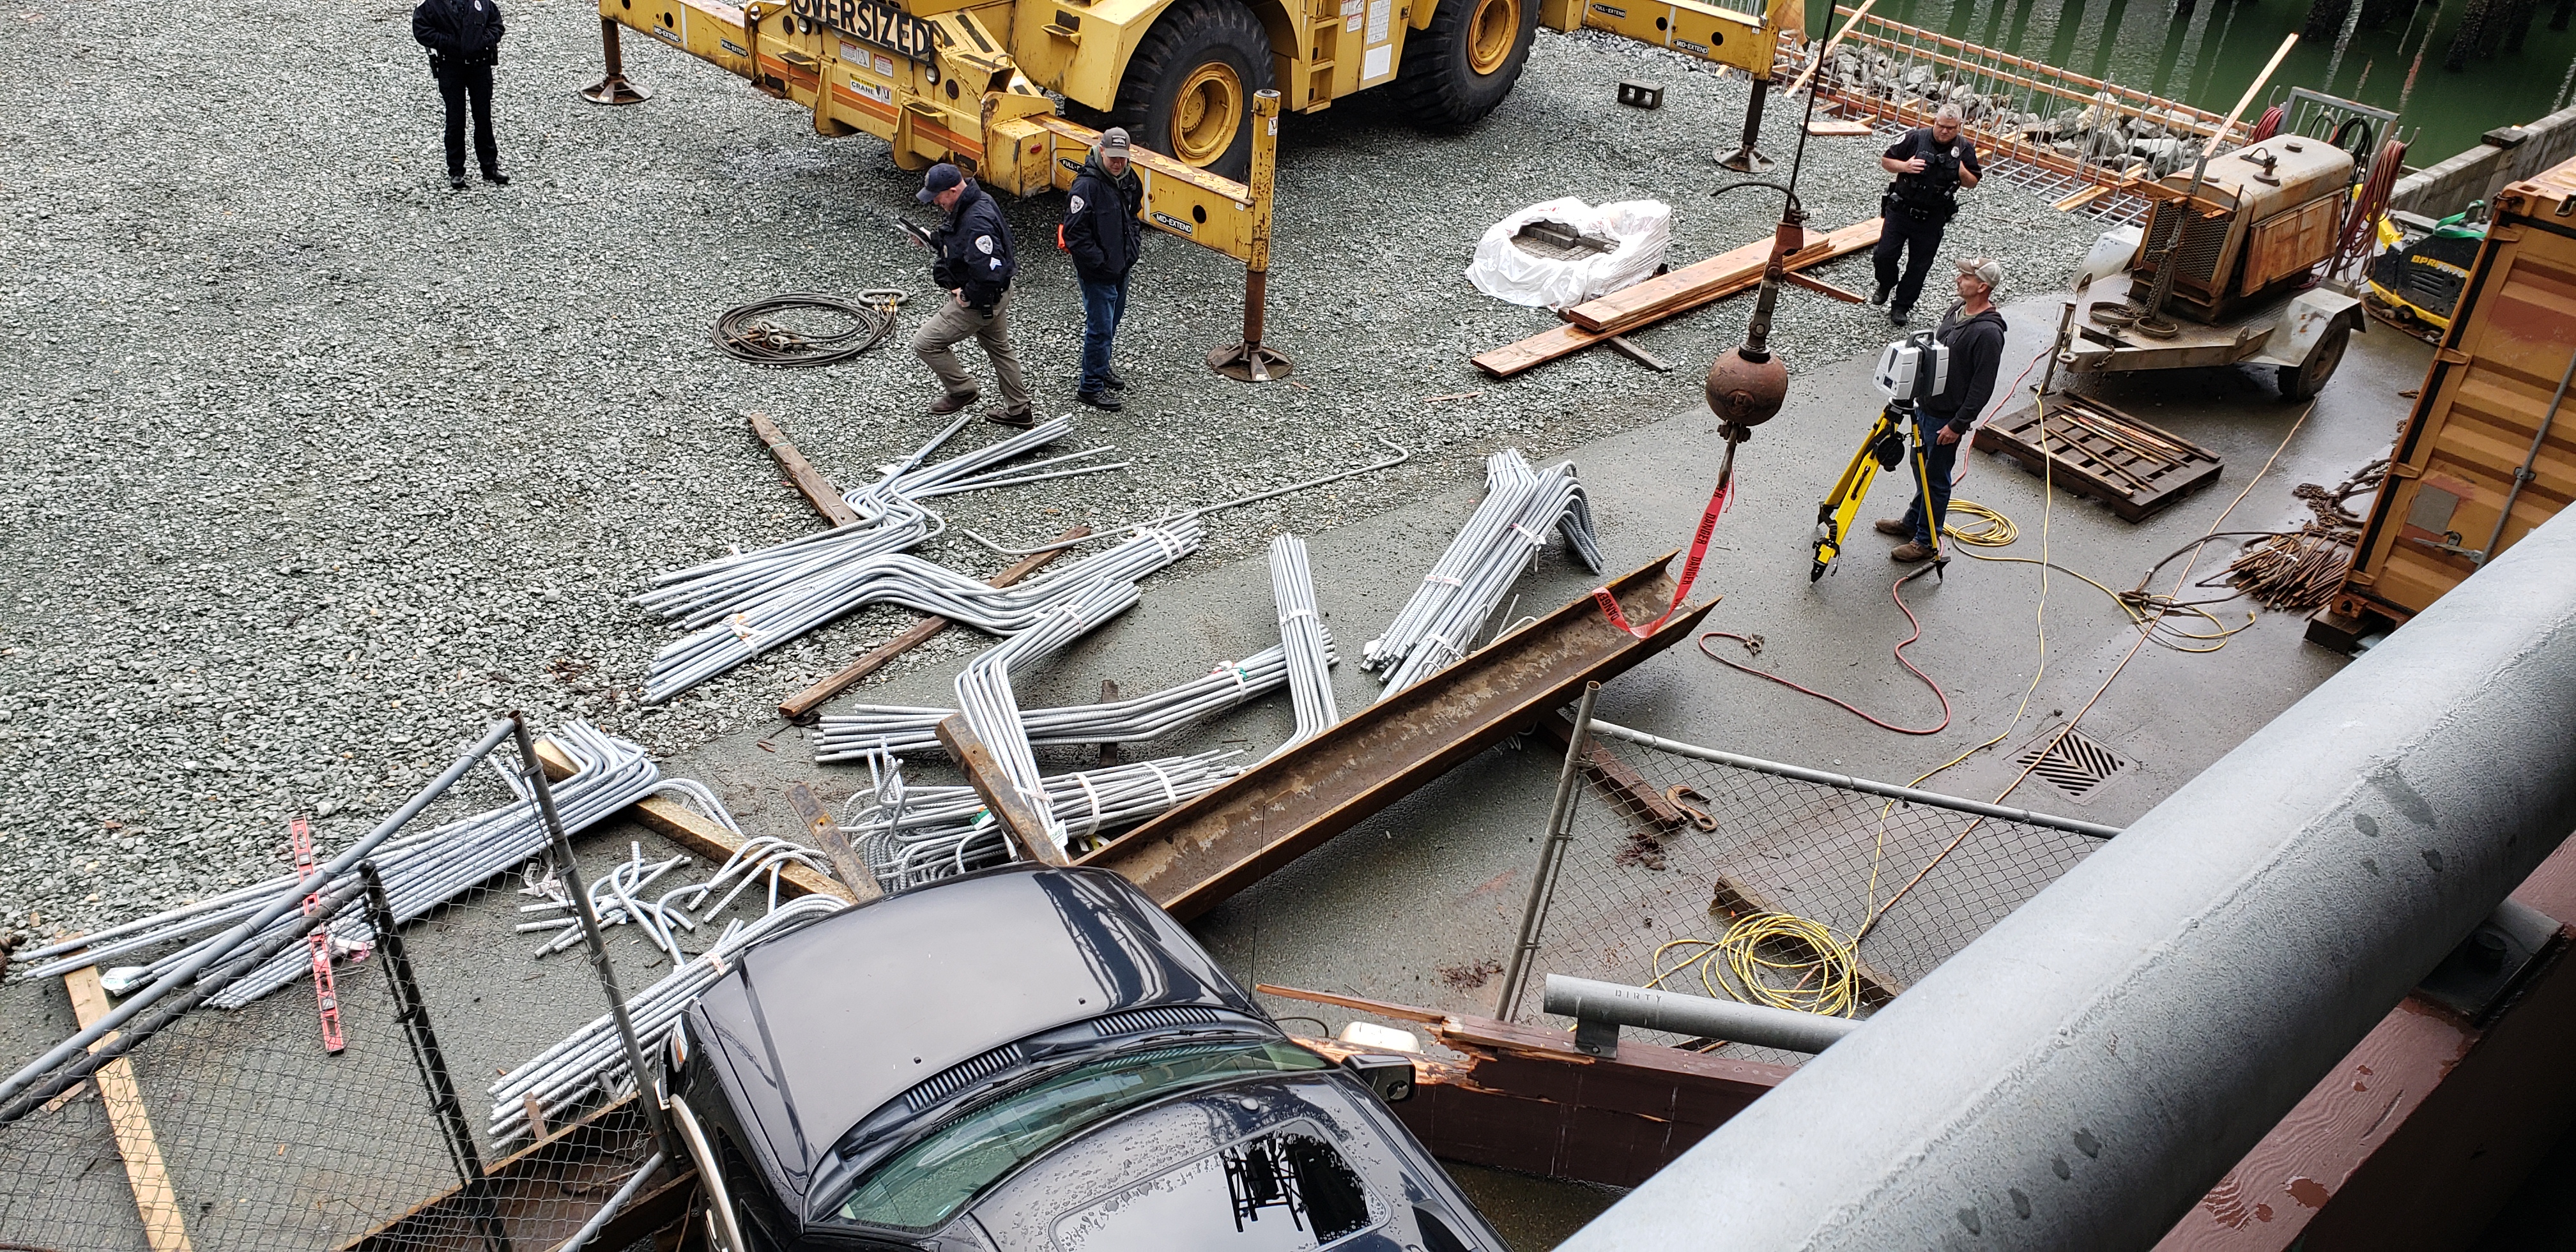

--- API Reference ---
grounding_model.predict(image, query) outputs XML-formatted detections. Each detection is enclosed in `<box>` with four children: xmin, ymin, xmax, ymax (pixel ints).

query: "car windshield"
<box><xmin>835</xmin><ymin>1039</ymin><xmax>1330</xmax><ymax>1230</ymax></box>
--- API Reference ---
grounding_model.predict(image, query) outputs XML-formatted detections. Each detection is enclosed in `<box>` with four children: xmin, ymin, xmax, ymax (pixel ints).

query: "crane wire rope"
<box><xmin>712</xmin><ymin>289</ymin><xmax>910</xmax><ymax>367</ymax></box>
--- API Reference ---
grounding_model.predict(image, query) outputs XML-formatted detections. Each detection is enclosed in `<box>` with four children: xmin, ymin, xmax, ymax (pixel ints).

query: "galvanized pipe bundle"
<box><xmin>950</xmin><ymin>576</ymin><xmax>1149</xmax><ymax>858</ymax></box>
<box><xmin>810</xmin><ymin>639</ymin><xmax>1334</xmax><ymax>761</ymax></box>
<box><xmin>634</xmin><ymin>417</ymin><xmax>1130</xmax><ymax>701</ymax></box>
<box><xmin>1366</xmin><ymin>451</ymin><xmax>1602</xmax><ymax>698</ymax></box>
<box><xmin>487</xmin><ymin>894</ymin><xmax>847</xmax><ymax>1145</ymax></box>
<box><xmin>15</xmin><ymin>724</ymin><xmax>709</xmax><ymax>1009</ymax></box>
<box><xmin>1266</xmin><ymin>533</ymin><xmax>1338</xmax><ymax>758</ymax></box>
<box><xmin>640</xmin><ymin>517</ymin><xmax>1200</xmax><ymax>703</ymax></box>
<box><xmin>847</xmin><ymin>749</ymin><xmax>1243</xmax><ymax>890</ymax></box>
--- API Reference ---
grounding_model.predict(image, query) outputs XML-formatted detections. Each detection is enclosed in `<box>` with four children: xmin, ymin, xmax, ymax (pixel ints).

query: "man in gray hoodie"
<box><xmin>1880</xmin><ymin>257</ymin><xmax>2008</xmax><ymax>563</ymax></box>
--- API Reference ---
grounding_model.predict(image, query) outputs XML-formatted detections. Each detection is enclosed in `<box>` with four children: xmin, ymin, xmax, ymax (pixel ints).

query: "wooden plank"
<box><xmin>747</xmin><ymin>412</ymin><xmax>861</xmax><ymax>527</ymax></box>
<box><xmin>65</xmin><ymin>966</ymin><xmax>195</xmax><ymax>1252</ymax></box>
<box><xmin>532</xmin><ymin>740</ymin><xmax>858</xmax><ymax>903</ymax></box>
<box><xmin>1784</xmin><ymin>270</ymin><xmax>1866</xmax><ymax>303</ymax></box>
<box><xmin>775</xmin><ymin>525</ymin><xmax>1091</xmax><ymax>721</ymax></box>
<box><xmin>2053</xmin><ymin>183</ymin><xmax>2113</xmax><ymax>213</ymax></box>
<box><xmin>1805</xmin><ymin>117</ymin><xmax>1874</xmax><ymax>136</ymax></box>
<box><xmin>1568</xmin><ymin>219</ymin><xmax>1881</xmax><ymax>333</ymax></box>
<box><xmin>935</xmin><ymin>714</ymin><xmax>1068</xmax><ymax>866</ymax></box>
<box><xmin>1531</xmin><ymin>713</ymin><xmax>1685</xmax><ymax>827</ymax></box>
<box><xmin>1472</xmin><ymin>221</ymin><xmax>1880</xmax><ymax>378</ymax></box>
<box><xmin>1257</xmin><ymin>982</ymin><xmax>1453</xmax><ymax>1025</ymax></box>
<box><xmin>1603</xmin><ymin>335</ymin><xmax>1673</xmax><ymax>372</ymax></box>
<box><xmin>786</xmin><ymin>781</ymin><xmax>883</xmax><ymax>904</ymax></box>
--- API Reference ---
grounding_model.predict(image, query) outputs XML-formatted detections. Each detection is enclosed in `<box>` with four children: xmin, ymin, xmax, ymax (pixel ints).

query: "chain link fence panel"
<box><xmin>1503</xmin><ymin>721</ymin><xmax>2113</xmax><ymax>1067</ymax></box>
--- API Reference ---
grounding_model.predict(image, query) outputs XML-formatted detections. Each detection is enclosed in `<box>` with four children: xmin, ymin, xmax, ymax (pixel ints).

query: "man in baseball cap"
<box><xmin>1879</xmin><ymin>256</ymin><xmax>2009</xmax><ymax>563</ymax></box>
<box><xmin>907</xmin><ymin>162</ymin><xmax>1034</xmax><ymax>425</ymax></box>
<box><xmin>1062</xmin><ymin>127</ymin><xmax>1146</xmax><ymax>410</ymax></box>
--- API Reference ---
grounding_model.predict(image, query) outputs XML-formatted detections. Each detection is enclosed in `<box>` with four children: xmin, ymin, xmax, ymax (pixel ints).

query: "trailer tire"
<box><xmin>2278</xmin><ymin>319</ymin><xmax>2352</xmax><ymax>402</ymax></box>
<box><xmin>1390</xmin><ymin>0</ymin><xmax>1539</xmax><ymax>129</ymax></box>
<box><xmin>1114</xmin><ymin>0</ymin><xmax>1274</xmax><ymax>181</ymax></box>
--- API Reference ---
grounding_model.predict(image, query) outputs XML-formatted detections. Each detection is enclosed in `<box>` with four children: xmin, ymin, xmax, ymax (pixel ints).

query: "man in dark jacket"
<box><xmin>412</xmin><ymin>0</ymin><xmax>509</xmax><ymax>190</ymax></box>
<box><xmin>1882</xmin><ymin>257</ymin><xmax>2009</xmax><ymax>563</ymax></box>
<box><xmin>1062</xmin><ymin>128</ymin><xmax>1146</xmax><ymax>411</ymax></box>
<box><xmin>1872</xmin><ymin>102</ymin><xmax>1980</xmax><ymax>326</ymax></box>
<box><xmin>909</xmin><ymin>164</ymin><xmax>1034</xmax><ymax>426</ymax></box>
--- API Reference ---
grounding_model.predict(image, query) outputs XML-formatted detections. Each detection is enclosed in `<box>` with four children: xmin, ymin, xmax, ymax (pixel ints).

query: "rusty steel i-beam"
<box><xmin>1074</xmin><ymin>550</ymin><xmax>1715</xmax><ymax>919</ymax></box>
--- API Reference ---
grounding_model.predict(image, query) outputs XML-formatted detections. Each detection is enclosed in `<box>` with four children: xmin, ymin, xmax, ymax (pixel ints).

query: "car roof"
<box><xmin>687</xmin><ymin>864</ymin><xmax>1259</xmax><ymax>1207</ymax></box>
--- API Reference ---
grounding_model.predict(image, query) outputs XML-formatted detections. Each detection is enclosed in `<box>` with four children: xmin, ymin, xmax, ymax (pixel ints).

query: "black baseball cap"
<box><xmin>916</xmin><ymin>164</ymin><xmax>963</xmax><ymax>204</ymax></box>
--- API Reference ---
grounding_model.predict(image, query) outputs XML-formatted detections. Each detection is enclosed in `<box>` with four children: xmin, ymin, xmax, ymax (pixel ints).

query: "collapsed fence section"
<box><xmin>1499</xmin><ymin>712</ymin><xmax>2113</xmax><ymax>1065</ymax></box>
<box><xmin>0</xmin><ymin>717</ymin><xmax>700</xmax><ymax>1252</ymax></box>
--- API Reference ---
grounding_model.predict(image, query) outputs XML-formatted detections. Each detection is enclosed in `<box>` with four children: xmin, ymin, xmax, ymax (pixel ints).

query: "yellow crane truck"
<box><xmin>577</xmin><ymin>0</ymin><xmax>1800</xmax><ymax>373</ymax></box>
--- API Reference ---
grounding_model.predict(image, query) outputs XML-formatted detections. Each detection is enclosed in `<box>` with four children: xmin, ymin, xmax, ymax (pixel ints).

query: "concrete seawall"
<box><xmin>2391</xmin><ymin>100</ymin><xmax>2576</xmax><ymax>218</ymax></box>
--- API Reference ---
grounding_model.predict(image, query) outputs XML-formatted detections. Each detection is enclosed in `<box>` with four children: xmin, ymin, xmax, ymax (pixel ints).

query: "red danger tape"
<box><xmin>1591</xmin><ymin>469</ymin><xmax>1735</xmax><ymax>639</ymax></box>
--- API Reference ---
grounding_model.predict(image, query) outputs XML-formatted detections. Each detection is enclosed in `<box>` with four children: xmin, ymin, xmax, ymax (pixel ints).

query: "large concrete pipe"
<box><xmin>1559</xmin><ymin>503</ymin><xmax>2576</xmax><ymax>1249</ymax></box>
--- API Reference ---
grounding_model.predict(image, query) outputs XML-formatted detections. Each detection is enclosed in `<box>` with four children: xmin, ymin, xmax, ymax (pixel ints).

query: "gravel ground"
<box><xmin>0</xmin><ymin>2</ymin><xmax>2099</xmax><ymax>939</ymax></box>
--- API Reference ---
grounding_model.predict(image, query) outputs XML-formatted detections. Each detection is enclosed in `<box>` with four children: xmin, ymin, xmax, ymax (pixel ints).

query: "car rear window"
<box><xmin>835</xmin><ymin>1040</ymin><xmax>1330</xmax><ymax>1230</ymax></box>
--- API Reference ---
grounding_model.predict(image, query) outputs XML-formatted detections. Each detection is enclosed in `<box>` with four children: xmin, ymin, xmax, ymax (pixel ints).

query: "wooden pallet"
<box><xmin>1972</xmin><ymin>395</ymin><xmax>2221</xmax><ymax>522</ymax></box>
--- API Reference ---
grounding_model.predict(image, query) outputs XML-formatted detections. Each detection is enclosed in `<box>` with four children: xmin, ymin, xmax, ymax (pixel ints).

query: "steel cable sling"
<box><xmin>711</xmin><ymin>290</ymin><xmax>909</xmax><ymax>367</ymax></box>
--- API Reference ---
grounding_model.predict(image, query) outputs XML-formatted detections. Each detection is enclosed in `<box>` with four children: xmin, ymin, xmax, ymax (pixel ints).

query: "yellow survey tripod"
<box><xmin>1811</xmin><ymin>330</ymin><xmax>1952</xmax><ymax>582</ymax></box>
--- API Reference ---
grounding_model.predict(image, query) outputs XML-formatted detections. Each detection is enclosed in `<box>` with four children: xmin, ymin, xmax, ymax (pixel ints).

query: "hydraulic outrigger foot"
<box><xmin>580</xmin><ymin>17</ymin><xmax>650</xmax><ymax>105</ymax></box>
<box><xmin>1716</xmin><ymin>77</ymin><xmax>1777</xmax><ymax>173</ymax></box>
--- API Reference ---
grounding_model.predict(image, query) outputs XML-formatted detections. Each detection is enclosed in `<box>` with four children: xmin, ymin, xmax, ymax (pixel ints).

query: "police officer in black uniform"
<box><xmin>1872</xmin><ymin>102</ymin><xmax>1980</xmax><ymax>326</ymax></box>
<box><xmin>413</xmin><ymin>0</ymin><xmax>509</xmax><ymax>190</ymax></box>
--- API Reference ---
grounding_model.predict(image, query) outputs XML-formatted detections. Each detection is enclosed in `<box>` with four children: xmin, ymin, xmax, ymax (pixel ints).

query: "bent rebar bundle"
<box><xmin>13</xmin><ymin>724</ymin><xmax>726</xmax><ymax>1009</ymax></box>
<box><xmin>809</xmin><ymin>640</ymin><xmax>1333</xmax><ymax>761</ymax></box>
<box><xmin>488</xmin><ymin>894</ymin><xmax>847</xmax><ymax>1145</ymax></box>
<box><xmin>847</xmin><ymin>750</ymin><xmax>1244</xmax><ymax>890</ymax></box>
<box><xmin>1365</xmin><ymin>449</ymin><xmax>1603</xmax><ymax>698</ymax></box>
<box><xmin>635</xmin><ymin>416</ymin><xmax>1131</xmax><ymax>702</ymax></box>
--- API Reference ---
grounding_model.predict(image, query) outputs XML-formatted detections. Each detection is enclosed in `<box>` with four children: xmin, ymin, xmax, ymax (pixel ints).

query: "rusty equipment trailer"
<box><xmin>1069</xmin><ymin>548</ymin><xmax>1715</xmax><ymax>919</ymax></box>
<box><xmin>2309</xmin><ymin>155</ymin><xmax>2576</xmax><ymax>652</ymax></box>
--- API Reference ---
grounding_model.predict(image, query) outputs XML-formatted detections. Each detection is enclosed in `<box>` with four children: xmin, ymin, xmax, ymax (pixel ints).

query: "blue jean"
<box><xmin>1899</xmin><ymin>407</ymin><xmax>1963</xmax><ymax>546</ymax></box>
<box><xmin>1078</xmin><ymin>270</ymin><xmax>1130</xmax><ymax>395</ymax></box>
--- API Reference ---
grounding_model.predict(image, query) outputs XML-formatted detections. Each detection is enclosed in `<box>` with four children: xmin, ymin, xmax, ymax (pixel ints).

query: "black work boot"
<box><xmin>1890</xmin><ymin>305</ymin><xmax>1912</xmax><ymax>326</ymax></box>
<box><xmin>1869</xmin><ymin>282</ymin><xmax>1890</xmax><ymax>306</ymax></box>
<box><xmin>985</xmin><ymin>408</ymin><xmax>1037</xmax><ymax>429</ymax></box>
<box><xmin>482</xmin><ymin>169</ymin><xmax>511</xmax><ymax>186</ymax></box>
<box><xmin>1100</xmin><ymin>369</ymin><xmax>1128</xmax><ymax>392</ymax></box>
<box><xmin>1077</xmin><ymin>390</ymin><xmax>1123</xmax><ymax>412</ymax></box>
<box><xmin>448</xmin><ymin>174</ymin><xmax>469</xmax><ymax>190</ymax></box>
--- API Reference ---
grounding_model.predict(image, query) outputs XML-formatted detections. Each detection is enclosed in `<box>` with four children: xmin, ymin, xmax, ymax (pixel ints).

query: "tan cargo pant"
<box><xmin>911</xmin><ymin>287</ymin><xmax>1032</xmax><ymax>416</ymax></box>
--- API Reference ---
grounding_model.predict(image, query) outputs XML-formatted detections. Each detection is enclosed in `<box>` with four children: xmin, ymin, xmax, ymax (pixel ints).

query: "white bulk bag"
<box><xmin>1465</xmin><ymin>197</ymin><xmax>1675</xmax><ymax>310</ymax></box>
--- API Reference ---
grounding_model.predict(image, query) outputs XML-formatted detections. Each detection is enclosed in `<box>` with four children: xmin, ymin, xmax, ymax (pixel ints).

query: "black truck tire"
<box><xmin>1390</xmin><ymin>0</ymin><xmax>1538</xmax><ymax>129</ymax></box>
<box><xmin>1114</xmin><ymin>0</ymin><xmax>1275</xmax><ymax>181</ymax></box>
<box><xmin>2278</xmin><ymin>319</ymin><xmax>2353</xmax><ymax>402</ymax></box>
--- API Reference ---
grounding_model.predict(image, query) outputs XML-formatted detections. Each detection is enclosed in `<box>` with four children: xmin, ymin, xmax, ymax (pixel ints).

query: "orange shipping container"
<box><xmin>2311</xmin><ymin>157</ymin><xmax>2576</xmax><ymax>649</ymax></box>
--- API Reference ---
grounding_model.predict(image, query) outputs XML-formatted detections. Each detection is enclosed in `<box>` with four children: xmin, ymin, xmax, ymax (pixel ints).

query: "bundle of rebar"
<box><xmin>13</xmin><ymin>724</ymin><xmax>714</xmax><ymax>1009</ymax></box>
<box><xmin>487</xmin><ymin>894</ymin><xmax>847</xmax><ymax>1145</ymax></box>
<box><xmin>2223</xmin><ymin>461</ymin><xmax>2386</xmax><ymax>613</ymax></box>
<box><xmin>1267</xmin><ymin>533</ymin><xmax>1339</xmax><ymax>757</ymax></box>
<box><xmin>640</xmin><ymin>515</ymin><xmax>1198</xmax><ymax>703</ymax></box>
<box><xmin>1365</xmin><ymin>450</ymin><xmax>1602</xmax><ymax>698</ymax></box>
<box><xmin>846</xmin><ymin>749</ymin><xmax>1243</xmax><ymax>889</ymax></box>
<box><xmin>810</xmin><ymin>641</ymin><xmax>1329</xmax><ymax>761</ymax></box>
<box><xmin>634</xmin><ymin>416</ymin><xmax>1130</xmax><ymax>701</ymax></box>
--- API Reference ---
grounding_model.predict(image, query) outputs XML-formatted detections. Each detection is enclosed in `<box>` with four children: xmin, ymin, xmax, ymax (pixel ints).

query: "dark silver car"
<box><xmin>663</xmin><ymin>862</ymin><xmax>1504</xmax><ymax>1251</ymax></box>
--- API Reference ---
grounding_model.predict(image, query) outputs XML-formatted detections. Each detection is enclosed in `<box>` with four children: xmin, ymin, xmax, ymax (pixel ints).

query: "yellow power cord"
<box><xmin>1650</xmin><ymin>915</ymin><xmax>1862</xmax><ymax>1019</ymax></box>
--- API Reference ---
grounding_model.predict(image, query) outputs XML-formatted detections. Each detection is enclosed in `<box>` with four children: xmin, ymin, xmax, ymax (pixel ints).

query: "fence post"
<box><xmin>1498</xmin><ymin>682</ymin><xmax>1601</xmax><ymax>1021</ymax></box>
<box><xmin>509</xmin><ymin>714</ymin><xmax>679</xmax><ymax>1164</ymax></box>
<box><xmin>360</xmin><ymin>860</ymin><xmax>513</xmax><ymax>1252</ymax></box>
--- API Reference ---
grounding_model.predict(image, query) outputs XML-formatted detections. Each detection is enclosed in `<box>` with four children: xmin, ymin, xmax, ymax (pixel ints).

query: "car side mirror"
<box><xmin>1340</xmin><ymin>1053</ymin><xmax>1416</xmax><ymax>1104</ymax></box>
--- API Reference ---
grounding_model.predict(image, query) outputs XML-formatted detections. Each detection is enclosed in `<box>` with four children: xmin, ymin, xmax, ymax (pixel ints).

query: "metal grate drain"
<box><xmin>2014</xmin><ymin>727</ymin><xmax>2132</xmax><ymax>804</ymax></box>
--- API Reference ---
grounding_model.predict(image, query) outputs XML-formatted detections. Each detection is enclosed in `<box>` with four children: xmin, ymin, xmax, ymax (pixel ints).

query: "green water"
<box><xmin>1802</xmin><ymin>0</ymin><xmax>2576</xmax><ymax>167</ymax></box>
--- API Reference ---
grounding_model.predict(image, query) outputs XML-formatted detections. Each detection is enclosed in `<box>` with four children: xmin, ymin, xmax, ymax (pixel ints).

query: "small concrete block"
<box><xmin>1617</xmin><ymin>79</ymin><xmax>1665</xmax><ymax>110</ymax></box>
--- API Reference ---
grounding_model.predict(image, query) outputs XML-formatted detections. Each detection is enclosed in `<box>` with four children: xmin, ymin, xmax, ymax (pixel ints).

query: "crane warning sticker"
<box><xmin>1365</xmin><ymin>0</ymin><xmax>1391</xmax><ymax>43</ymax></box>
<box><xmin>1341</xmin><ymin>0</ymin><xmax>1363</xmax><ymax>31</ymax></box>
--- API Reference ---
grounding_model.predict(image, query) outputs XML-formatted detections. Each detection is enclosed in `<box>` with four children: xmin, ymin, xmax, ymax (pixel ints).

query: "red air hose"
<box><xmin>2332</xmin><ymin>138</ymin><xmax>2408</xmax><ymax>281</ymax></box>
<box><xmin>2249</xmin><ymin>104</ymin><xmax>2285</xmax><ymax>142</ymax></box>
<box><xmin>1698</xmin><ymin>564</ymin><xmax>1953</xmax><ymax>736</ymax></box>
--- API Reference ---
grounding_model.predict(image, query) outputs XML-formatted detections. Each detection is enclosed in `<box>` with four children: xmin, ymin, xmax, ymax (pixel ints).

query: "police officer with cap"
<box><xmin>412</xmin><ymin>0</ymin><xmax>509</xmax><ymax>190</ymax></box>
<box><xmin>1872</xmin><ymin>102</ymin><xmax>1981</xmax><ymax>326</ymax></box>
<box><xmin>909</xmin><ymin>163</ymin><xmax>1035</xmax><ymax>427</ymax></box>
